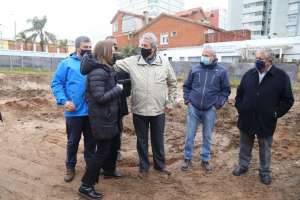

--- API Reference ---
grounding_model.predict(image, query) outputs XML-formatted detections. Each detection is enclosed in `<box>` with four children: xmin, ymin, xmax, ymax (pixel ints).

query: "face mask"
<box><xmin>200</xmin><ymin>56</ymin><xmax>212</xmax><ymax>66</ymax></box>
<box><xmin>80</xmin><ymin>49</ymin><xmax>91</xmax><ymax>57</ymax></box>
<box><xmin>255</xmin><ymin>59</ymin><xmax>265</xmax><ymax>71</ymax></box>
<box><xmin>141</xmin><ymin>48</ymin><xmax>152</xmax><ymax>59</ymax></box>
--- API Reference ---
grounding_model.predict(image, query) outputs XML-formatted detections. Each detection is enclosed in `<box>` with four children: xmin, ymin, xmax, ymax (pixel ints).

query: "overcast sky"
<box><xmin>0</xmin><ymin>0</ymin><xmax>228</xmax><ymax>43</ymax></box>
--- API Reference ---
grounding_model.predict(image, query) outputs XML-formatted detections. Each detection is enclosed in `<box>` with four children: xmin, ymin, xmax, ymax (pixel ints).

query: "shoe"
<box><xmin>260</xmin><ymin>174</ymin><xmax>272</xmax><ymax>185</ymax></box>
<box><xmin>201</xmin><ymin>161</ymin><xmax>213</xmax><ymax>173</ymax></box>
<box><xmin>154</xmin><ymin>167</ymin><xmax>172</xmax><ymax>175</ymax></box>
<box><xmin>138</xmin><ymin>169</ymin><xmax>149</xmax><ymax>179</ymax></box>
<box><xmin>232</xmin><ymin>166</ymin><xmax>248</xmax><ymax>176</ymax></box>
<box><xmin>103</xmin><ymin>170</ymin><xmax>123</xmax><ymax>179</ymax></box>
<box><xmin>181</xmin><ymin>159</ymin><xmax>192</xmax><ymax>171</ymax></box>
<box><xmin>78</xmin><ymin>184</ymin><xmax>103</xmax><ymax>200</ymax></box>
<box><xmin>64</xmin><ymin>168</ymin><xmax>75</xmax><ymax>182</ymax></box>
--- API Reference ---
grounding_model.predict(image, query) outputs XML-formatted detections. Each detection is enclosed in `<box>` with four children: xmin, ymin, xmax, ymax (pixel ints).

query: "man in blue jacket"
<box><xmin>182</xmin><ymin>46</ymin><xmax>231</xmax><ymax>172</ymax></box>
<box><xmin>51</xmin><ymin>36</ymin><xmax>95</xmax><ymax>182</ymax></box>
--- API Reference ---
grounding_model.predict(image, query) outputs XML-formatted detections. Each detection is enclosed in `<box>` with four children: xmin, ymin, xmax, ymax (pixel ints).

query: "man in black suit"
<box><xmin>233</xmin><ymin>50</ymin><xmax>294</xmax><ymax>185</ymax></box>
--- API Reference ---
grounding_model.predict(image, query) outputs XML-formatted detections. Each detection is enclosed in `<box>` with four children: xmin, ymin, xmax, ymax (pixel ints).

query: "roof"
<box><xmin>134</xmin><ymin>13</ymin><xmax>224</xmax><ymax>34</ymax></box>
<box><xmin>175</xmin><ymin>7</ymin><xmax>207</xmax><ymax>20</ymax></box>
<box><xmin>110</xmin><ymin>10</ymin><xmax>146</xmax><ymax>24</ymax></box>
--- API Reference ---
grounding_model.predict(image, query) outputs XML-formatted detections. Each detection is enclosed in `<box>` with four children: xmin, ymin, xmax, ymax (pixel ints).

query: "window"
<box><xmin>188</xmin><ymin>56</ymin><xmax>201</xmax><ymax>62</ymax></box>
<box><xmin>179</xmin><ymin>57</ymin><xmax>185</xmax><ymax>61</ymax></box>
<box><xmin>122</xmin><ymin>15</ymin><xmax>136</xmax><ymax>33</ymax></box>
<box><xmin>207</xmin><ymin>29</ymin><xmax>214</xmax><ymax>33</ymax></box>
<box><xmin>289</xmin><ymin>3</ymin><xmax>299</xmax><ymax>12</ymax></box>
<box><xmin>287</xmin><ymin>15</ymin><xmax>298</xmax><ymax>25</ymax></box>
<box><xmin>171</xmin><ymin>31</ymin><xmax>177</xmax><ymax>37</ymax></box>
<box><xmin>287</xmin><ymin>26</ymin><xmax>297</xmax><ymax>36</ymax></box>
<box><xmin>113</xmin><ymin>21</ymin><xmax>118</xmax><ymax>32</ymax></box>
<box><xmin>168</xmin><ymin>57</ymin><xmax>172</xmax><ymax>61</ymax></box>
<box><xmin>160</xmin><ymin>33</ymin><xmax>169</xmax><ymax>45</ymax></box>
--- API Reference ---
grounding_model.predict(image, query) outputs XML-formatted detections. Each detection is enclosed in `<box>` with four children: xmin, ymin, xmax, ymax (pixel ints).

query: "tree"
<box><xmin>16</xmin><ymin>32</ymin><xmax>29</xmax><ymax>50</ymax></box>
<box><xmin>121</xmin><ymin>45</ymin><xmax>138</xmax><ymax>57</ymax></box>
<box><xmin>23</xmin><ymin>15</ymin><xmax>56</xmax><ymax>51</ymax></box>
<box><xmin>58</xmin><ymin>39</ymin><xmax>68</xmax><ymax>53</ymax></box>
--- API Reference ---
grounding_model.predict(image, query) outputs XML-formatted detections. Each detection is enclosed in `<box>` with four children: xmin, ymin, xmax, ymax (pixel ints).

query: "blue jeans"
<box><xmin>183</xmin><ymin>104</ymin><xmax>217</xmax><ymax>161</ymax></box>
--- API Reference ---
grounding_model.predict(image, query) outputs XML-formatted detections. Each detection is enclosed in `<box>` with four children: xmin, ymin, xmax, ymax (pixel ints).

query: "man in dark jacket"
<box><xmin>233</xmin><ymin>50</ymin><xmax>294</xmax><ymax>185</ymax></box>
<box><xmin>182</xmin><ymin>46</ymin><xmax>231</xmax><ymax>172</ymax></box>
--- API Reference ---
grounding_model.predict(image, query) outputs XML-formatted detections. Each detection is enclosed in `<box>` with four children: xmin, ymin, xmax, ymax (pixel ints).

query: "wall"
<box><xmin>170</xmin><ymin>61</ymin><xmax>299</xmax><ymax>84</ymax></box>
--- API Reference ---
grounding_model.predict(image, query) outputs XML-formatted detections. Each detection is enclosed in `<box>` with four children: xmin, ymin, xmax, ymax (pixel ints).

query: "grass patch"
<box><xmin>176</xmin><ymin>74</ymin><xmax>186</xmax><ymax>82</ymax></box>
<box><xmin>0</xmin><ymin>67</ymin><xmax>53</xmax><ymax>75</ymax></box>
<box><xmin>230</xmin><ymin>78</ymin><xmax>240</xmax><ymax>88</ymax></box>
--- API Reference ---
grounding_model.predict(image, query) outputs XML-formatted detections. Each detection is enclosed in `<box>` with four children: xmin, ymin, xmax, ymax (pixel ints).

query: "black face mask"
<box><xmin>141</xmin><ymin>48</ymin><xmax>152</xmax><ymax>59</ymax></box>
<box><xmin>80</xmin><ymin>49</ymin><xmax>91</xmax><ymax>57</ymax></box>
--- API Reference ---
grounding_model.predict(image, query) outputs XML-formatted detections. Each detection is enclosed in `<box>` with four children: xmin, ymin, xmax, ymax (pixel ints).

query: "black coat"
<box><xmin>116</xmin><ymin>71</ymin><xmax>131</xmax><ymax>118</ymax></box>
<box><xmin>235</xmin><ymin>65</ymin><xmax>294</xmax><ymax>138</ymax></box>
<box><xmin>81</xmin><ymin>54</ymin><xmax>123</xmax><ymax>140</ymax></box>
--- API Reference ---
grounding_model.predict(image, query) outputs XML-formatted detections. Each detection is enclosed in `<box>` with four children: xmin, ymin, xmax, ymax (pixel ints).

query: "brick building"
<box><xmin>111</xmin><ymin>8</ymin><xmax>251</xmax><ymax>49</ymax></box>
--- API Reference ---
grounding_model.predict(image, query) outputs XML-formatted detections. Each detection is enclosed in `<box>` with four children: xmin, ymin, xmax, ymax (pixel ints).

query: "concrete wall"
<box><xmin>171</xmin><ymin>61</ymin><xmax>300</xmax><ymax>84</ymax></box>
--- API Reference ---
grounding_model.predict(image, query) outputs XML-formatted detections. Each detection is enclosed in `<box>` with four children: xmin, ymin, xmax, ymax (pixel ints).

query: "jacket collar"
<box><xmin>137</xmin><ymin>55</ymin><xmax>163</xmax><ymax>66</ymax></box>
<box><xmin>70</xmin><ymin>52</ymin><xmax>81</xmax><ymax>61</ymax></box>
<box><xmin>251</xmin><ymin>65</ymin><xmax>275</xmax><ymax>76</ymax></box>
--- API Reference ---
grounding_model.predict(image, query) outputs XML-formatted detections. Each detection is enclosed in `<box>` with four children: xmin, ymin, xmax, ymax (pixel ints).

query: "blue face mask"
<box><xmin>201</xmin><ymin>56</ymin><xmax>212</xmax><ymax>66</ymax></box>
<box><xmin>255</xmin><ymin>59</ymin><xmax>266</xmax><ymax>71</ymax></box>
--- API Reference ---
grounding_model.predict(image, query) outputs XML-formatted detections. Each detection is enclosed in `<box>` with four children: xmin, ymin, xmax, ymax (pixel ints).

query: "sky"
<box><xmin>0</xmin><ymin>0</ymin><xmax>228</xmax><ymax>43</ymax></box>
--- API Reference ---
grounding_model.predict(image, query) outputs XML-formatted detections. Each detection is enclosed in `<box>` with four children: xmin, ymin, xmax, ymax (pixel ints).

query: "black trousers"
<box><xmin>133</xmin><ymin>113</ymin><xmax>166</xmax><ymax>171</ymax></box>
<box><xmin>81</xmin><ymin>134</ymin><xmax>120</xmax><ymax>186</ymax></box>
<box><xmin>65</xmin><ymin>116</ymin><xmax>96</xmax><ymax>169</ymax></box>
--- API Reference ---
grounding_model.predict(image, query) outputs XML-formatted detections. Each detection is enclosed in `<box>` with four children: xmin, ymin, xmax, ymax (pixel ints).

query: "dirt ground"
<box><xmin>0</xmin><ymin>73</ymin><xmax>299</xmax><ymax>200</ymax></box>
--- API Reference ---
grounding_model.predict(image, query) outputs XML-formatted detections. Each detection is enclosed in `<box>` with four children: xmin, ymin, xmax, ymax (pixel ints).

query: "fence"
<box><xmin>0</xmin><ymin>50</ymin><xmax>67</xmax><ymax>71</ymax></box>
<box><xmin>170</xmin><ymin>61</ymin><xmax>300</xmax><ymax>84</ymax></box>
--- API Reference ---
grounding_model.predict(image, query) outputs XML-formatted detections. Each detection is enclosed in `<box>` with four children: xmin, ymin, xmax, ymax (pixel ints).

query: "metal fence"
<box><xmin>0</xmin><ymin>50</ymin><xmax>68</xmax><ymax>71</ymax></box>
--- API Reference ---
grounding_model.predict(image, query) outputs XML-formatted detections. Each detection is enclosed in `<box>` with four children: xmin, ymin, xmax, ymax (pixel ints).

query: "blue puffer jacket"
<box><xmin>183</xmin><ymin>62</ymin><xmax>231</xmax><ymax>111</ymax></box>
<box><xmin>51</xmin><ymin>53</ymin><xmax>88</xmax><ymax>117</ymax></box>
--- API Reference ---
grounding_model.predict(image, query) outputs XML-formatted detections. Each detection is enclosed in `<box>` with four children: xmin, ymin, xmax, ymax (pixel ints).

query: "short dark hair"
<box><xmin>75</xmin><ymin>36</ymin><xmax>91</xmax><ymax>48</ymax></box>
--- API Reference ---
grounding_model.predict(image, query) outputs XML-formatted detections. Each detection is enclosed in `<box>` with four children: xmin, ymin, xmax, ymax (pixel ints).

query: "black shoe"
<box><xmin>181</xmin><ymin>159</ymin><xmax>192</xmax><ymax>171</ymax></box>
<box><xmin>201</xmin><ymin>161</ymin><xmax>213</xmax><ymax>173</ymax></box>
<box><xmin>78</xmin><ymin>184</ymin><xmax>103</xmax><ymax>200</ymax></box>
<box><xmin>154</xmin><ymin>167</ymin><xmax>172</xmax><ymax>175</ymax></box>
<box><xmin>260</xmin><ymin>174</ymin><xmax>272</xmax><ymax>185</ymax></box>
<box><xmin>103</xmin><ymin>170</ymin><xmax>123</xmax><ymax>179</ymax></box>
<box><xmin>232</xmin><ymin>166</ymin><xmax>248</xmax><ymax>176</ymax></box>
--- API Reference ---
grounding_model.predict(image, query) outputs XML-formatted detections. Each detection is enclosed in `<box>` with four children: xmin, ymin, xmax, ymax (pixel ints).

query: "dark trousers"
<box><xmin>81</xmin><ymin>134</ymin><xmax>120</xmax><ymax>186</ymax></box>
<box><xmin>238</xmin><ymin>131</ymin><xmax>273</xmax><ymax>175</ymax></box>
<box><xmin>65</xmin><ymin>116</ymin><xmax>96</xmax><ymax>169</ymax></box>
<box><xmin>133</xmin><ymin>113</ymin><xmax>166</xmax><ymax>171</ymax></box>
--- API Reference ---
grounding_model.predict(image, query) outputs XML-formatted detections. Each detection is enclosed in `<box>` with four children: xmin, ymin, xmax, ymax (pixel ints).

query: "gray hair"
<box><xmin>202</xmin><ymin>45</ymin><xmax>216</xmax><ymax>56</ymax></box>
<box><xmin>256</xmin><ymin>50</ymin><xmax>273</xmax><ymax>62</ymax></box>
<box><xmin>75</xmin><ymin>36</ymin><xmax>91</xmax><ymax>48</ymax></box>
<box><xmin>139</xmin><ymin>32</ymin><xmax>158</xmax><ymax>48</ymax></box>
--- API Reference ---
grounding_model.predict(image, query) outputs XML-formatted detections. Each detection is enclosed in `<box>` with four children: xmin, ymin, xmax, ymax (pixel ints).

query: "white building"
<box><xmin>228</xmin><ymin>0</ymin><xmax>300</xmax><ymax>38</ymax></box>
<box><xmin>159</xmin><ymin>36</ymin><xmax>300</xmax><ymax>63</ymax></box>
<box><xmin>118</xmin><ymin>0</ymin><xmax>184</xmax><ymax>17</ymax></box>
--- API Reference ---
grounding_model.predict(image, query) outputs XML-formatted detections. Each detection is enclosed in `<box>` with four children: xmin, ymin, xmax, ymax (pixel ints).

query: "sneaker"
<box><xmin>181</xmin><ymin>159</ymin><xmax>192</xmax><ymax>171</ymax></box>
<box><xmin>78</xmin><ymin>184</ymin><xmax>103</xmax><ymax>200</ymax></box>
<box><xmin>232</xmin><ymin>166</ymin><xmax>248</xmax><ymax>176</ymax></box>
<box><xmin>260</xmin><ymin>174</ymin><xmax>272</xmax><ymax>185</ymax></box>
<box><xmin>64</xmin><ymin>168</ymin><xmax>75</xmax><ymax>182</ymax></box>
<box><xmin>201</xmin><ymin>161</ymin><xmax>213</xmax><ymax>173</ymax></box>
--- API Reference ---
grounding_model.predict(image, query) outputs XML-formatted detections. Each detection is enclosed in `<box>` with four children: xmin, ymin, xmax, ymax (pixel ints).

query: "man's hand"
<box><xmin>64</xmin><ymin>101</ymin><xmax>76</xmax><ymax>112</ymax></box>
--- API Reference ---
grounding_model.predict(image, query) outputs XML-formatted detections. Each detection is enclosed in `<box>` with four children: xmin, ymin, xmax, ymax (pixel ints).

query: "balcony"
<box><xmin>243</xmin><ymin>0</ymin><xmax>264</xmax><ymax>5</ymax></box>
<box><xmin>243</xmin><ymin>5</ymin><xmax>265</xmax><ymax>14</ymax></box>
<box><xmin>242</xmin><ymin>15</ymin><xmax>264</xmax><ymax>23</ymax></box>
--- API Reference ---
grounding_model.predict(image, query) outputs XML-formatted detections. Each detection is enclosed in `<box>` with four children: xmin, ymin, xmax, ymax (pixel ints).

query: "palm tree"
<box><xmin>58</xmin><ymin>39</ymin><xmax>68</xmax><ymax>53</ymax></box>
<box><xmin>16</xmin><ymin>32</ymin><xmax>28</xmax><ymax>50</ymax></box>
<box><xmin>23</xmin><ymin>15</ymin><xmax>56</xmax><ymax>52</ymax></box>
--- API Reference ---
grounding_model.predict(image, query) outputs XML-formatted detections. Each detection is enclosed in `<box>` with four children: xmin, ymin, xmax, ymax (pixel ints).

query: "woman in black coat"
<box><xmin>78</xmin><ymin>40</ymin><xmax>123</xmax><ymax>200</ymax></box>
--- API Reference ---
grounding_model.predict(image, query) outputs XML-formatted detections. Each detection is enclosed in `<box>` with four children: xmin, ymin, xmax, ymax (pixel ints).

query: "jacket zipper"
<box><xmin>200</xmin><ymin>69</ymin><xmax>208</xmax><ymax>109</ymax></box>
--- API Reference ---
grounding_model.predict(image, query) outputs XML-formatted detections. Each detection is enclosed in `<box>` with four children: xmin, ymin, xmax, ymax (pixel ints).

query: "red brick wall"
<box><xmin>205</xmin><ymin>30</ymin><xmax>251</xmax><ymax>43</ymax></box>
<box><xmin>205</xmin><ymin>10</ymin><xmax>219</xmax><ymax>28</ymax></box>
<box><xmin>136</xmin><ymin>16</ymin><xmax>215</xmax><ymax>49</ymax></box>
<box><xmin>179</xmin><ymin>12</ymin><xmax>207</xmax><ymax>22</ymax></box>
